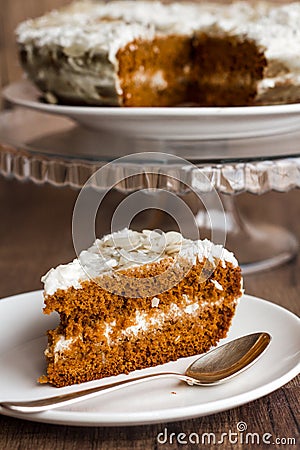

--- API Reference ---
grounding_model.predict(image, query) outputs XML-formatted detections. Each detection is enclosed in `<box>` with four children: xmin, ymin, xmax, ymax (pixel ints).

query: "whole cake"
<box><xmin>16</xmin><ymin>1</ymin><xmax>300</xmax><ymax>107</ymax></box>
<box><xmin>40</xmin><ymin>229</ymin><xmax>243</xmax><ymax>387</ymax></box>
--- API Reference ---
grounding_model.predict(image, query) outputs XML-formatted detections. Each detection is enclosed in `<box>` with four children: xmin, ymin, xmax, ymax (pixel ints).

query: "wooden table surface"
<box><xmin>0</xmin><ymin>1</ymin><xmax>299</xmax><ymax>449</ymax></box>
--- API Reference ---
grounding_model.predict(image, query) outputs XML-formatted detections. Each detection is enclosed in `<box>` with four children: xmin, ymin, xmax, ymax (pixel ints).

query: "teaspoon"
<box><xmin>0</xmin><ymin>331</ymin><xmax>271</xmax><ymax>414</ymax></box>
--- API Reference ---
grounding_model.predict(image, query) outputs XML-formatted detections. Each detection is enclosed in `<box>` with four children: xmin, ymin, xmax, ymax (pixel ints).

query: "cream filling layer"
<box><xmin>53</xmin><ymin>293</ymin><xmax>239</xmax><ymax>354</ymax></box>
<box><xmin>97</xmin><ymin>299</ymin><xmax>207</xmax><ymax>346</ymax></box>
<box><xmin>257</xmin><ymin>74</ymin><xmax>300</xmax><ymax>95</ymax></box>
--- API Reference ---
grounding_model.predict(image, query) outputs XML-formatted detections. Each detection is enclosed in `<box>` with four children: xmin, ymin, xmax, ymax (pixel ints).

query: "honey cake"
<box><xmin>40</xmin><ymin>229</ymin><xmax>243</xmax><ymax>387</ymax></box>
<box><xmin>16</xmin><ymin>1</ymin><xmax>300</xmax><ymax>107</ymax></box>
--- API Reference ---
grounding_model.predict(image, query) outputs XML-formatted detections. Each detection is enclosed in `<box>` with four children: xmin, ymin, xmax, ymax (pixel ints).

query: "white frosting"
<box><xmin>17</xmin><ymin>12</ymin><xmax>155</xmax><ymax>66</ymax></box>
<box><xmin>184</xmin><ymin>303</ymin><xmax>199</xmax><ymax>314</ymax></box>
<box><xmin>41</xmin><ymin>228</ymin><xmax>238</xmax><ymax>296</ymax></box>
<box><xmin>17</xmin><ymin>0</ymin><xmax>300</xmax><ymax>75</ymax></box>
<box><xmin>42</xmin><ymin>260</ymin><xmax>86</xmax><ymax>296</ymax></box>
<box><xmin>243</xmin><ymin>3</ymin><xmax>300</xmax><ymax>73</ymax></box>
<box><xmin>16</xmin><ymin>1</ymin><xmax>300</xmax><ymax>105</ymax></box>
<box><xmin>54</xmin><ymin>335</ymin><xmax>76</xmax><ymax>353</ymax></box>
<box><xmin>122</xmin><ymin>310</ymin><xmax>149</xmax><ymax>336</ymax></box>
<box><xmin>16</xmin><ymin>1</ymin><xmax>207</xmax><ymax>47</ymax></box>
<box><xmin>257</xmin><ymin>74</ymin><xmax>300</xmax><ymax>103</ymax></box>
<box><xmin>104</xmin><ymin>320</ymin><xmax>116</xmax><ymax>346</ymax></box>
<box><xmin>210</xmin><ymin>279</ymin><xmax>223</xmax><ymax>291</ymax></box>
<box><xmin>133</xmin><ymin>68</ymin><xmax>168</xmax><ymax>90</ymax></box>
<box><xmin>151</xmin><ymin>297</ymin><xmax>160</xmax><ymax>308</ymax></box>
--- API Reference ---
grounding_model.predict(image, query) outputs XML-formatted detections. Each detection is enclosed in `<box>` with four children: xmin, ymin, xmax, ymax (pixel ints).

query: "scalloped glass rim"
<box><xmin>0</xmin><ymin>141</ymin><xmax>300</xmax><ymax>192</ymax></box>
<box><xmin>4</xmin><ymin>80</ymin><xmax>300</xmax><ymax>140</ymax></box>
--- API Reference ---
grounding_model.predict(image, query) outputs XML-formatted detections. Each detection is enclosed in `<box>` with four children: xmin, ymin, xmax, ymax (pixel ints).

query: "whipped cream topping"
<box><xmin>151</xmin><ymin>296</ymin><xmax>160</xmax><ymax>308</ymax></box>
<box><xmin>16</xmin><ymin>0</ymin><xmax>300</xmax><ymax>77</ymax></box>
<box><xmin>54</xmin><ymin>335</ymin><xmax>75</xmax><ymax>353</ymax></box>
<box><xmin>210</xmin><ymin>279</ymin><xmax>223</xmax><ymax>291</ymax></box>
<box><xmin>16</xmin><ymin>1</ymin><xmax>209</xmax><ymax>47</ymax></box>
<box><xmin>243</xmin><ymin>3</ymin><xmax>300</xmax><ymax>72</ymax></box>
<box><xmin>120</xmin><ymin>298</ymin><xmax>203</xmax><ymax>338</ymax></box>
<box><xmin>41</xmin><ymin>228</ymin><xmax>238</xmax><ymax>296</ymax></box>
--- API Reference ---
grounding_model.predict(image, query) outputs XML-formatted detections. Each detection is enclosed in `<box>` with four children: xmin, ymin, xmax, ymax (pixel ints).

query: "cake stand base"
<box><xmin>195</xmin><ymin>195</ymin><xmax>298</xmax><ymax>275</ymax></box>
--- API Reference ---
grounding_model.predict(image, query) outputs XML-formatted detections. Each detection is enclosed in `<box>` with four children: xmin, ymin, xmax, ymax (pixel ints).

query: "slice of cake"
<box><xmin>15</xmin><ymin>1</ymin><xmax>300</xmax><ymax>107</ymax></box>
<box><xmin>40</xmin><ymin>229</ymin><xmax>243</xmax><ymax>387</ymax></box>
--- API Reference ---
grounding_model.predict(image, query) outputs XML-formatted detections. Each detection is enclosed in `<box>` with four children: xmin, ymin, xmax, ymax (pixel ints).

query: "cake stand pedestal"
<box><xmin>0</xmin><ymin>108</ymin><xmax>299</xmax><ymax>274</ymax></box>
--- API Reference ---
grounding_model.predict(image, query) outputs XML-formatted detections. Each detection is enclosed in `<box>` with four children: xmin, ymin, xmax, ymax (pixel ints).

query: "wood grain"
<box><xmin>0</xmin><ymin>1</ymin><xmax>299</xmax><ymax>448</ymax></box>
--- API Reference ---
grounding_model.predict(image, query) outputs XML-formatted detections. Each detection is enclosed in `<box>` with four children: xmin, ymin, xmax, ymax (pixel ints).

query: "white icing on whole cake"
<box><xmin>210</xmin><ymin>279</ymin><xmax>223</xmax><ymax>291</ymax></box>
<box><xmin>17</xmin><ymin>1</ymin><xmax>300</xmax><ymax>69</ymax></box>
<box><xmin>16</xmin><ymin>1</ymin><xmax>300</xmax><ymax>105</ymax></box>
<box><xmin>41</xmin><ymin>228</ymin><xmax>237</xmax><ymax>296</ymax></box>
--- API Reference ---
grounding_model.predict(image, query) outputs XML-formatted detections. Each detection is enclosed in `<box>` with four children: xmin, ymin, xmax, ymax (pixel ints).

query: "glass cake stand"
<box><xmin>0</xmin><ymin>107</ymin><xmax>299</xmax><ymax>274</ymax></box>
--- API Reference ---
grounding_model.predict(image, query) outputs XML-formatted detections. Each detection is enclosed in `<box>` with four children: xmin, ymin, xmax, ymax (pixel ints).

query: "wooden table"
<box><xmin>0</xmin><ymin>1</ymin><xmax>299</xmax><ymax>448</ymax></box>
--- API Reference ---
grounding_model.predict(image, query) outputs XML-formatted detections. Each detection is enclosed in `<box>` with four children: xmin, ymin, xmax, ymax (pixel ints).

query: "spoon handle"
<box><xmin>1</xmin><ymin>372</ymin><xmax>195</xmax><ymax>414</ymax></box>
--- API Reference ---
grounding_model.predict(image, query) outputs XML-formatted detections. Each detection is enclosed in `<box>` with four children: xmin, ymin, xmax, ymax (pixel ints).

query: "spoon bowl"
<box><xmin>186</xmin><ymin>331</ymin><xmax>271</xmax><ymax>384</ymax></box>
<box><xmin>0</xmin><ymin>332</ymin><xmax>271</xmax><ymax>414</ymax></box>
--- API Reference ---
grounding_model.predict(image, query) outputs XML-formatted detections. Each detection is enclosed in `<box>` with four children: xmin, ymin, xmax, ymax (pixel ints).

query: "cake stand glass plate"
<box><xmin>4</xmin><ymin>80</ymin><xmax>300</xmax><ymax>140</ymax></box>
<box><xmin>0</xmin><ymin>291</ymin><xmax>299</xmax><ymax>427</ymax></box>
<box><xmin>0</xmin><ymin>107</ymin><xmax>299</xmax><ymax>274</ymax></box>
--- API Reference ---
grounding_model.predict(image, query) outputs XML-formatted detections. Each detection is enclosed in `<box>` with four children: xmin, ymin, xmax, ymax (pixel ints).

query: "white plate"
<box><xmin>0</xmin><ymin>291</ymin><xmax>299</xmax><ymax>427</ymax></box>
<box><xmin>4</xmin><ymin>80</ymin><xmax>300</xmax><ymax>140</ymax></box>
